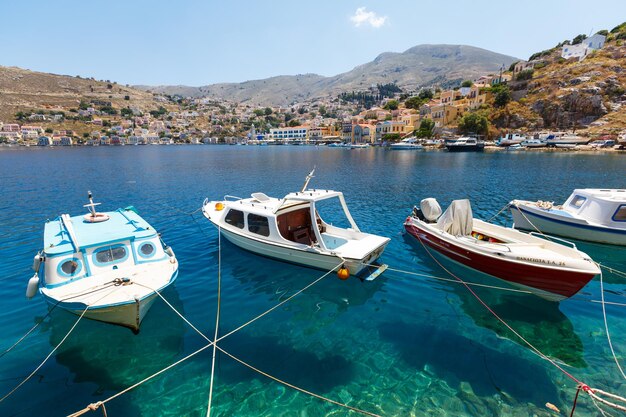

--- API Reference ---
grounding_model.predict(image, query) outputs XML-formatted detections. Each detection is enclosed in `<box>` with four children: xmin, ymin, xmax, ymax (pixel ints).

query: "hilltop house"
<box><xmin>562</xmin><ymin>34</ymin><xmax>606</xmax><ymax>60</ymax></box>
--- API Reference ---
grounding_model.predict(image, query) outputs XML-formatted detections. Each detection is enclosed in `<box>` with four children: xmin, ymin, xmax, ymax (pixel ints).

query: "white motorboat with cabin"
<box><xmin>405</xmin><ymin>198</ymin><xmax>599</xmax><ymax>301</ymax></box>
<box><xmin>26</xmin><ymin>193</ymin><xmax>179</xmax><ymax>332</ymax></box>
<box><xmin>510</xmin><ymin>189</ymin><xmax>626</xmax><ymax>246</ymax></box>
<box><xmin>445</xmin><ymin>137</ymin><xmax>485</xmax><ymax>152</ymax></box>
<box><xmin>389</xmin><ymin>137</ymin><xmax>423</xmax><ymax>150</ymax></box>
<box><xmin>202</xmin><ymin>170</ymin><xmax>390</xmax><ymax>277</ymax></box>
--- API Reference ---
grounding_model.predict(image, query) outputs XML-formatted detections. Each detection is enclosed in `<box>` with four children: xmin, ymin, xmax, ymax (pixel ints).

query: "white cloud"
<box><xmin>350</xmin><ymin>7</ymin><xmax>387</xmax><ymax>29</ymax></box>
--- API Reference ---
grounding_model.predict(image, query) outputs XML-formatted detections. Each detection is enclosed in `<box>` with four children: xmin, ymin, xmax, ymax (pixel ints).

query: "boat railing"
<box><xmin>528</xmin><ymin>231</ymin><xmax>577</xmax><ymax>249</ymax></box>
<box><xmin>224</xmin><ymin>195</ymin><xmax>243</xmax><ymax>201</ymax></box>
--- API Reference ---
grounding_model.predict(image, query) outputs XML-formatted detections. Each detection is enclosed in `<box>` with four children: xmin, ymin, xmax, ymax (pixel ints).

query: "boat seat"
<box><xmin>292</xmin><ymin>226</ymin><xmax>313</xmax><ymax>245</ymax></box>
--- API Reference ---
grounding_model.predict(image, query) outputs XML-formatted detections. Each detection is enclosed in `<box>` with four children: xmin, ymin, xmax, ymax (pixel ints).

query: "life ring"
<box><xmin>84</xmin><ymin>212</ymin><xmax>110</xmax><ymax>223</ymax></box>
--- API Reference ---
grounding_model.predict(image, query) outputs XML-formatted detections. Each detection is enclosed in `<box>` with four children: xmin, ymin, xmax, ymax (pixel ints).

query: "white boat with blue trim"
<box><xmin>510</xmin><ymin>189</ymin><xmax>626</xmax><ymax>246</ymax></box>
<box><xmin>26</xmin><ymin>193</ymin><xmax>179</xmax><ymax>332</ymax></box>
<box><xmin>202</xmin><ymin>170</ymin><xmax>390</xmax><ymax>277</ymax></box>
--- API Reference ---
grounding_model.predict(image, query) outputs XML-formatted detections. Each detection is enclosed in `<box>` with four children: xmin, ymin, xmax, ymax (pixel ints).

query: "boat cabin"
<box><xmin>563</xmin><ymin>189</ymin><xmax>626</xmax><ymax>228</ymax></box>
<box><xmin>39</xmin><ymin>208</ymin><xmax>167</xmax><ymax>287</ymax></box>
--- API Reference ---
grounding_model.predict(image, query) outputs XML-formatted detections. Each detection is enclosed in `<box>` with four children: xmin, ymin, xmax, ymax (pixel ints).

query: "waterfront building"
<box><xmin>2</xmin><ymin>123</ymin><xmax>20</xmax><ymax>132</ymax></box>
<box><xmin>269</xmin><ymin>126</ymin><xmax>308</xmax><ymax>142</ymax></box>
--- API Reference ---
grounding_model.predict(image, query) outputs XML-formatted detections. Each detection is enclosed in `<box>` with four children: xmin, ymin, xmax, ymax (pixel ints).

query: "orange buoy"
<box><xmin>215</xmin><ymin>202</ymin><xmax>224</xmax><ymax>211</ymax></box>
<box><xmin>337</xmin><ymin>267</ymin><xmax>350</xmax><ymax>280</ymax></box>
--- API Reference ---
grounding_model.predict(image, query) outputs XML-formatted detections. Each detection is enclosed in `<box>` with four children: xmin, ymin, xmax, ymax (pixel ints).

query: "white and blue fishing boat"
<box><xmin>510</xmin><ymin>189</ymin><xmax>626</xmax><ymax>246</ymax></box>
<box><xmin>26</xmin><ymin>192</ymin><xmax>179</xmax><ymax>332</ymax></box>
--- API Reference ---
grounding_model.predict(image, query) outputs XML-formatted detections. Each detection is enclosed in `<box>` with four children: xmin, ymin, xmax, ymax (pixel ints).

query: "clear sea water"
<box><xmin>0</xmin><ymin>146</ymin><xmax>625</xmax><ymax>417</ymax></box>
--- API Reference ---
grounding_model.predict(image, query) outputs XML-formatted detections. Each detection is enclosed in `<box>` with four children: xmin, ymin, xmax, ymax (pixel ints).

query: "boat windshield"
<box><xmin>315</xmin><ymin>197</ymin><xmax>352</xmax><ymax>229</ymax></box>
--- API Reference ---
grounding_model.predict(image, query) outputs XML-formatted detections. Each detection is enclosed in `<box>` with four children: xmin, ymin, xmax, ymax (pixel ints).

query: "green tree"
<box><xmin>45</xmin><ymin>128</ymin><xmax>53</xmax><ymax>134</ymax></box>
<box><xmin>572</xmin><ymin>34</ymin><xmax>587</xmax><ymax>44</ymax></box>
<box><xmin>405</xmin><ymin>96</ymin><xmax>425</xmax><ymax>109</ymax></box>
<box><xmin>415</xmin><ymin>119</ymin><xmax>435</xmax><ymax>138</ymax></box>
<box><xmin>121</xmin><ymin>107</ymin><xmax>133</xmax><ymax>117</ymax></box>
<box><xmin>264</xmin><ymin>107</ymin><xmax>272</xmax><ymax>115</ymax></box>
<box><xmin>491</xmin><ymin>84</ymin><xmax>511</xmax><ymax>107</ymax></box>
<box><xmin>383</xmin><ymin>100</ymin><xmax>399</xmax><ymax>110</ymax></box>
<box><xmin>382</xmin><ymin>133</ymin><xmax>401</xmax><ymax>142</ymax></box>
<box><xmin>458</xmin><ymin>113</ymin><xmax>489</xmax><ymax>135</ymax></box>
<box><xmin>288</xmin><ymin>119</ymin><xmax>300</xmax><ymax>127</ymax></box>
<box><xmin>253</xmin><ymin>109</ymin><xmax>264</xmax><ymax>117</ymax></box>
<box><xmin>516</xmin><ymin>69</ymin><xmax>534</xmax><ymax>81</ymax></box>
<box><xmin>418</xmin><ymin>89</ymin><xmax>434</xmax><ymax>100</ymax></box>
<box><xmin>461</xmin><ymin>80</ymin><xmax>473</xmax><ymax>88</ymax></box>
<box><xmin>508</xmin><ymin>61</ymin><xmax>519</xmax><ymax>72</ymax></box>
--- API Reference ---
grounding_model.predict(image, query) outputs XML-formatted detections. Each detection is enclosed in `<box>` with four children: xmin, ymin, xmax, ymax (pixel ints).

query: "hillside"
<box><xmin>484</xmin><ymin>25</ymin><xmax>626</xmax><ymax>135</ymax></box>
<box><xmin>136</xmin><ymin>44</ymin><xmax>518</xmax><ymax>106</ymax></box>
<box><xmin>0</xmin><ymin>66</ymin><xmax>162</xmax><ymax>122</ymax></box>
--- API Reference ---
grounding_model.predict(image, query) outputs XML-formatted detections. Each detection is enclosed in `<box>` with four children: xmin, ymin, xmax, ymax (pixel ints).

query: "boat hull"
<box><xmin>42</xmin><ymin>268</ymin><xmax>178</xmax><ymax>332</ymax></box>
<box><xmin>445</xmin><ymin>144</ymin><xmax>485</xmax><ymax>152</ymax></box>
<box><xmin>404</xmin><ymin>221</ymin><xmax>596</xmax><ymax>301</ymax></box>
<box><xmin>220</xmin><ymin>227</ymin><xmax>385</xmax><ymax>276</ymax></box>
<box><xmin>510</xmin><ymin>204</ymin><xmax>626</xmax><ymax>246</ymax></box>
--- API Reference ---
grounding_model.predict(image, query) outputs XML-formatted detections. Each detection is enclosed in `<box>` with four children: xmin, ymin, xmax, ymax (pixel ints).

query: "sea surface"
<box><xmin>0</xmin><ymin>146</ymin><xmax>625</xmax><ymax>417</ymax></box>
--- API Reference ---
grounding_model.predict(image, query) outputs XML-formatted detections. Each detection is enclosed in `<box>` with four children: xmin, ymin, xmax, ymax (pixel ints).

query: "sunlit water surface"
<box><xmin>0</xmin><ymin>146</ymin><xmax>625</xmax><ymax>416</ymax></box>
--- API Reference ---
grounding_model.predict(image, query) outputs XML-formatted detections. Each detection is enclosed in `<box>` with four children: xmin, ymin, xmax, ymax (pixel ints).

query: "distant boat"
<box><xmin>510</xmin><ymin>189</ymin><xmax>626</xmax><ymax>246</ymax></box>
<box><xmin>350</xmin><ymin>143</ymin><xmax>370</xmax><ymax>149</ymax></box>
<box><xmin>445</xmin><ymin>137</ymin><xmax>484</xmax><ymax>152</ymax></box>
<box><xmin>520</xmin><ymin>138</ymin><xmax>547</xmax><ymax>148</ymax></box>
<box><xmin>546</xmin><ymin>134</ymin><xmax>588</xmax><ymax>146</ymax></box>
<box><xmin>26</xmin><ymin>193</ymin><xmax>179</xmax><ymax>332</ymax></box>
<box><xmin>389</xmin><ymin>137</ymin><xmax>424</xmax><ymax>150</ymax></box>
<box><xmin>405</xmin><ymin>198</ymin><xmax>599</xmax><ymax>301</ymax></box>
<box><xmin>497</xmin><ymin>133</ymin><xmax>526</xmax><ymax>147</ymax></box>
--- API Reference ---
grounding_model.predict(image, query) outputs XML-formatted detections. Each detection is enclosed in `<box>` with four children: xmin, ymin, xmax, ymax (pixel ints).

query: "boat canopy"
<box><xmin>276</xmin><ymin>189</ymin><xmax>345</xmax><ymax>212</ymax></box>
<box><xmin>43</xmin><ymin>208</ymin><xmax>156</xmax><ymax>256</ymax></box>
<box><xmin>436</xmin><ymin>199</ymin><xmax>473</xmax><ymax>236</ymax></box>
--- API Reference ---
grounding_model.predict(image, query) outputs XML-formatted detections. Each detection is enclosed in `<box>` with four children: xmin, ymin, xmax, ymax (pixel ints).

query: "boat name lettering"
<box><xmin>516</xmin><ymin>256</ymin><xmax>566</xmax><ymax>266</ymax></box>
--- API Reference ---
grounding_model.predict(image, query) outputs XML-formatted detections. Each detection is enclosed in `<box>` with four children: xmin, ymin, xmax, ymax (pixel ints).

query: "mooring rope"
<box><xmin>68</xmin><ymin>263</ymin><xmax>344</xmax><ymax>417</ymax></box>
<box><xmin>409</xmin><ymin>227</ymin><xmax>626</xmax><ymax>415</ymax></box>
<box><xmin>206</xmin><ymin>225</ymin><xmax>222</xmax><ymax>417</ymax></box>
<box><xmin>0</xmin><ymin>285</ymin><xmax>122</xmax><ymax>403</ymax></box>
<box><xmin>1</xmin><ymin>281</ymin><xmax>123</xmax><ymax>358</ymax></box>
<box><xmin>598</xmin><ymin>265</ymin><xmax>626</xmax><ymax>380</ymax></box>
<box><xmin>486</xmin><ymin>202</ymin><xmax>511</xmax><ymax>222</ymax></box>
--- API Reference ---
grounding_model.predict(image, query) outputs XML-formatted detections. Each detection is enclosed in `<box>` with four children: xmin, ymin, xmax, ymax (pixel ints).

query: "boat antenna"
<box><xmin>301</xmin><ymin>166</ymin><xmax>316</xmax><ymax>192</ymax></box>
<box><xmin>83</xmin><ymin>190</ymin><xmax>101</xmax><ymax>217</ymax></box>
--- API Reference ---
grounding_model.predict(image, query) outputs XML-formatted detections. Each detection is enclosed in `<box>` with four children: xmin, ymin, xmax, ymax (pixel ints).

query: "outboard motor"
<box><xmin>420</xmin><ymin>198</ymin><xmax>442</xmax><ymax>223</ymax></box>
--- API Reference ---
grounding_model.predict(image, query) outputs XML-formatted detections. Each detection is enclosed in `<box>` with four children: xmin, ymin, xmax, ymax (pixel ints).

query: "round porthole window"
<box><xmin>139</xmin><ymin>242</ymin><xmax>155</xmax><ymax>257</ymax></box>
<box><xmin>58</xmin><ymin>259</ymin><xmax>82</xmax><ymax>277</ymax></box>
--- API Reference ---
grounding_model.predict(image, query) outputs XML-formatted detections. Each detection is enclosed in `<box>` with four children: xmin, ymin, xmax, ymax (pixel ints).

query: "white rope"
<box><xmin>1</xmin><ymin>281</ymin><xmax>120</xmax><ymax>358</ymax></box>
<box><xmin>206</xmin><ymin>225</ymin><xmax>222</xmax><ymax>417</ymax></box>
<box><xmin>0</xmin><ymin>285</ymin><xmax>121</xmax><ymax>403</ymax></box>
<box><xmin>68</xmin><ymin>263</ymin><xmax>343</xmax><ymax>416</ymax></box>
<box><xmin>598</xmin><ymin>264</ymin><xmax>626</xmax><ymax>380</ymax></box>
<box><xmin>360</xmin><ymin>262</ymin><xmax>532</xmax><ymax>294</ymax></box>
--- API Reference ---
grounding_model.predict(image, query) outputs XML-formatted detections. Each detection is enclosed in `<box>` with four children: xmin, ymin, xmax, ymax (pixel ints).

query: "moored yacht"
<box><xmin>202</xmin><ymin>170</ymin><xmax>390</xmax><ymax>277</ymax></box>
<box><xmin>389</xmin><ymin>137</ymin><xmax>423</xmax><ymax>150</ymax></box>
<box><xmin>445</xmin><ymin>137</ymin><xmax>485</xmax><ymax>152</ymax></box>
<box><xmin>497</xmin><ymin>133</ymin><xmax>526</xmax><ymax>147</ymax></box>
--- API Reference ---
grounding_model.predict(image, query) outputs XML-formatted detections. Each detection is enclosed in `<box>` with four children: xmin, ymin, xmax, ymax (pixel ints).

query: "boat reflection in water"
<box><xmin>44</xmin><ymin>287</ymin><xmax>187</xmax><ymax>415</ymax></box>
<box><xmin>403</xmin><ymin>233</ymin><xmax>586</xmax><ymax>368</ymax></box>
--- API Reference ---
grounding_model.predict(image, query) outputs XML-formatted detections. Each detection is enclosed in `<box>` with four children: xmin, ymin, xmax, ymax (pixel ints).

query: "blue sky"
<box><xmin>0</xmin><ymin>0</ymin><xmax>624</xmax><ymax>86</ymax></box>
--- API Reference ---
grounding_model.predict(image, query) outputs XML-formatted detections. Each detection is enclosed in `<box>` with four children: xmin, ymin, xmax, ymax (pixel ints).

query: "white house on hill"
<box><xmin>562</xmin><ymin>34</ymin><xmax>606</xmax><ymax>61</ymax></box>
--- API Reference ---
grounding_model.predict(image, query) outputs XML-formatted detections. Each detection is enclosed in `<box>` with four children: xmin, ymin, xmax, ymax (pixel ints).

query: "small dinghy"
<box><xmin>202</xmin><ymin>169</ymin><xmax>390</xmax><ymax>278</ymax></box>
<box><xmin>510</xmin><ymin>189</ymin><xmax>626</xmax><ymax>246</ymax></box>
<box><xmin>26</xmin><ymin>192</ymin><xmax>179</xmax><ymax>332</ymax></box>
<box><xmin>404</xmin><ymin>198</ymin><xmax>600</xmax><ymax>301</ymax></box>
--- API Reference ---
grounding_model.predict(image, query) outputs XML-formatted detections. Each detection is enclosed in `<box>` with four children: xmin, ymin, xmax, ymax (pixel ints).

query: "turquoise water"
<box><xmin>0</xmin><ymin>146</ymin><xmax>625</xmax><ymax>416</ymax></box>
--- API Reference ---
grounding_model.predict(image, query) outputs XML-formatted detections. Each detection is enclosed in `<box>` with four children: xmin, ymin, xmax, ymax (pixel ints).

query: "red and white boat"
<box><xmin>404</xmin><ymin>198</ymin><xmax>600</xmax><ymax>301</ymax></box>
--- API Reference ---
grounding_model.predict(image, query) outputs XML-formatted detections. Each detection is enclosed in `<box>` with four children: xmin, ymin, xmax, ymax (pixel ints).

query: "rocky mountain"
<box><xmin>136</xmin><ymin>44</ymin><xmax>518</xmax><ymax>106</ymax></box>
<box><xmin>0</xmin><ymin>66</ymin><xmax>160</xmax><ymax>121</ymax></box>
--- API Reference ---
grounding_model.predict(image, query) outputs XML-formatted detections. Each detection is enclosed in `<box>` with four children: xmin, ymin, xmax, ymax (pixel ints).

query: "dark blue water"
<box><xmin>0</xmin><ymin>146</ymin><xmax>625</xmax><ymax>416</ymax></box>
